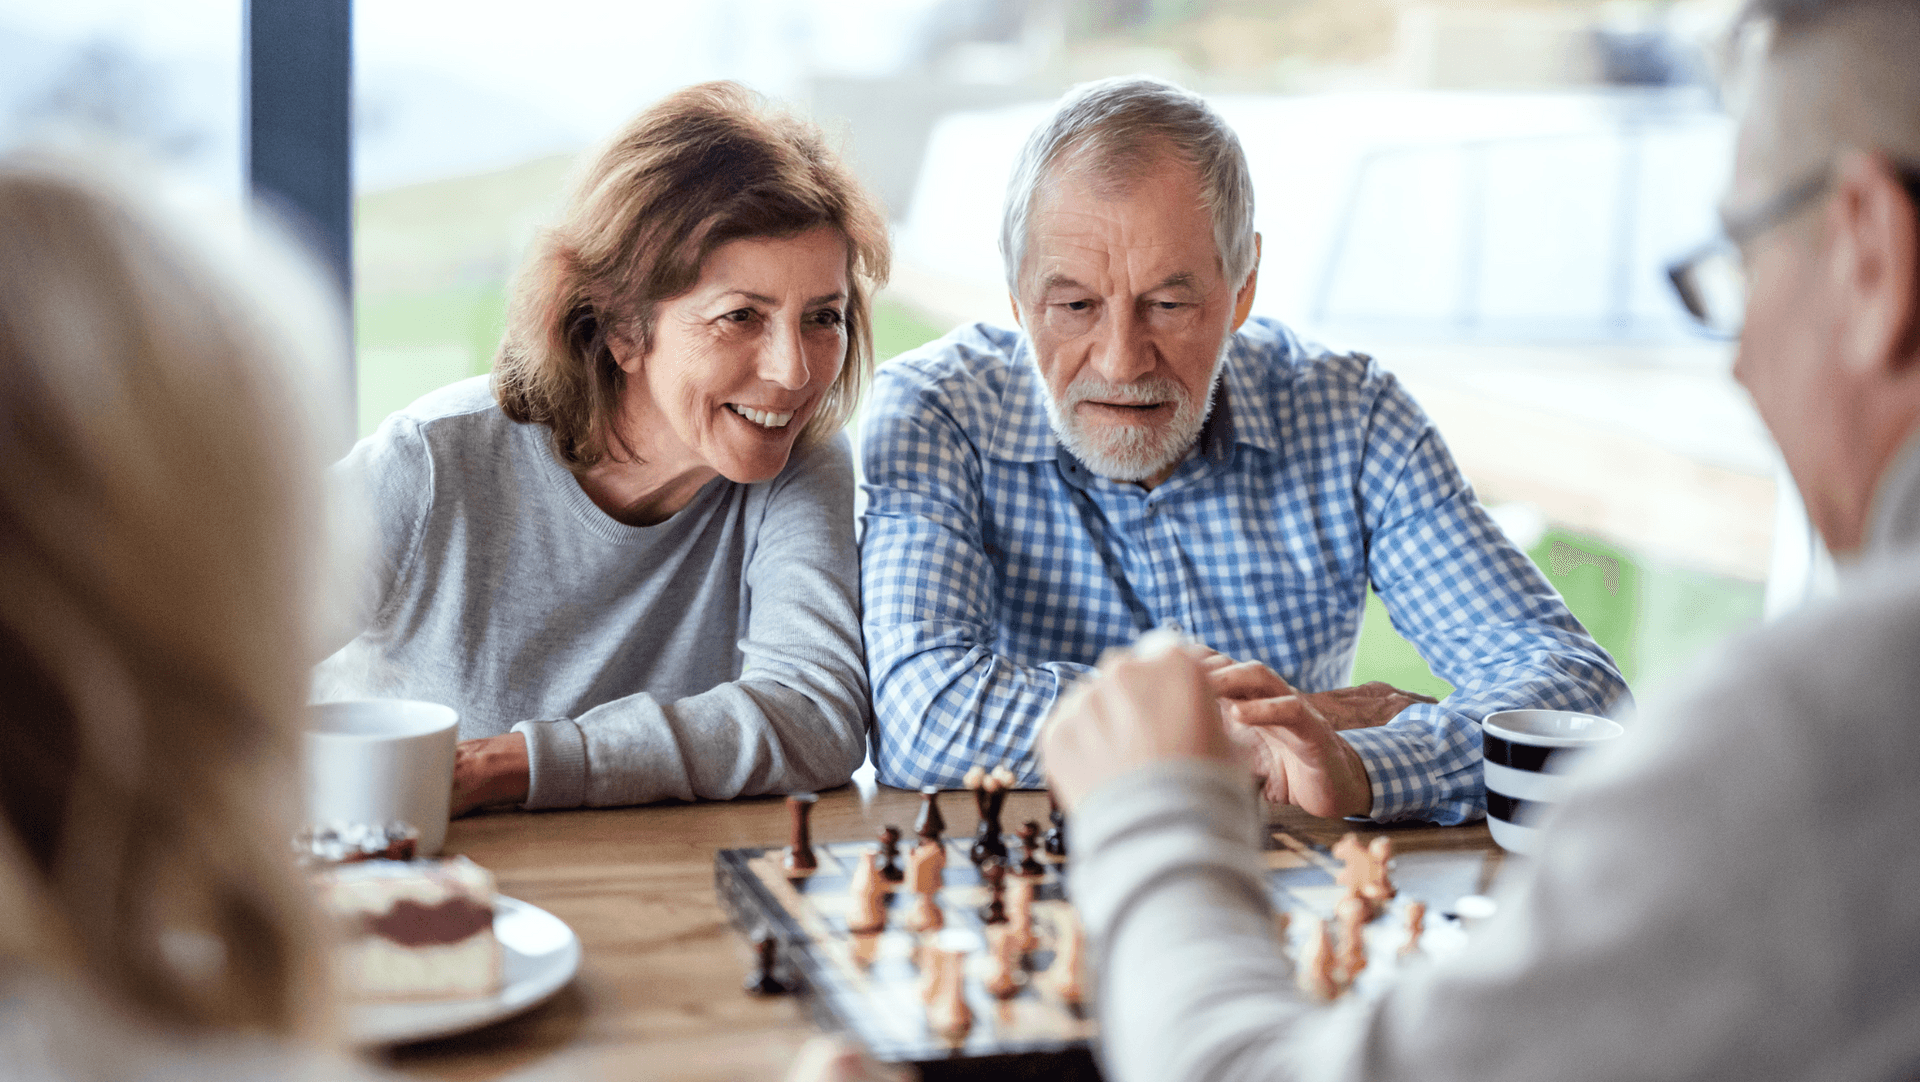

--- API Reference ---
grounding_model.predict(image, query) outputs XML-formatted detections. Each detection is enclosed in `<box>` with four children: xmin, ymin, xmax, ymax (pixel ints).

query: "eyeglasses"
<box><xmin>1667</xmin><ymin>163</ymin><xmax>1920</xmax><ymax>339</ymax></box>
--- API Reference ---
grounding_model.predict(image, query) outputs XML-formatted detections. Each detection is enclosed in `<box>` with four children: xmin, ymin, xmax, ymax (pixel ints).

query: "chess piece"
<box><xmin>1049</xmin><ymin>909</ymin><xmax>1085</xmax><ymax>1006</ymax></box>
<box><xmin>784</xmin><ymin>792</ymin><xmax>819</xmax><ymax>873</ymax></box>
<box><xmin>967</xmin><ymin>767</ymin><xmax>1009</xmax><ymax>866</ymax></box>
<box><xmin>1006</xmin><ymin>876</ymin><xmax>1037</xmax><ymax>952</ymax></box>
<box><xmin>878</xmin><ymin>825</ymin><xmax>904</xmax><ymax>883</ymax></box>
<box><xmin>846</xmin><ymin>850</ymin><xmax>887</xmax><ymax>934</ymax></box>
<box><xmin>1272</xmin><ymin>909</ymin><xmax>1292</xmax><ymax>966</ymax></box>
<box><xmin>1400</xmin><ymin>900</ymin><xmax>1427</xmax><ymax>958</ymax></box>
<box><xmin>978</xmin><ymin>858</ymin><xmax>1007</xmax><ymax>924</ymax></box>
<box><xmin>983</xmin><ymin>927</ymin><xmax>1020</xmax><ymax>999</ymax></box>
<box><xmin>1335</xmin><ymin>891</ymin><xmax>1369</xmax><ymax>985</ymax></box>
<box><xmin>1044</xmin><ymin>791</ymin><xmax>1067</xmax><ymax>858</ymax></box>
<box><xmin>1364</xmin><ymin>836</ymin><xmax>1396</xmax><ymax>904</ymax></box>
<box><xmin>1332</xmin><ymin>833</ymin><xmax>1385</xmax><ymax>921</ymax></box>
<box><xmin>1331</xmin><ymin>833</ymin><xmax>1369</xmax><ymax>891</ymax></box>
<box><xmin>905</xmin><ymin>840</ymin><xmax>946</xmax><ymax>933</ymax></box>
<box><xmin>1015</xmin><ymin>821</ymin><xmax>1045</xmax><ymax>876</ymax></box>
<box><xmin>926</xmin><ymin>941</ymin><xmax>973</xmax><ymax>1041</ymax></box>
<box><xmin>743</xmin><ymin>929</ymin><xmax>791</xmax><ymax>995</ymax></box>
<box><xmin>1296</xmin><ymin>917</ymin><xmax>1340</xmax><ymax>1001</ymax></box>
<box><xmin>915</xmin><ymin>785</ymin><xmax>946</xmax><ymax>845</ymax></box>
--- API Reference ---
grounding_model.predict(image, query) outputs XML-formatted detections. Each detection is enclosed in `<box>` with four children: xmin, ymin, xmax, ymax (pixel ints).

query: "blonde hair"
<box><xmin>494</xmin><ymin>81</ymin><xmax>891</xmax><ymax>470</ymax></box>
<box><xmin>0</xmin><ymin>158</ymin><xmax>342</xmax><ymax>1039</ymax></box>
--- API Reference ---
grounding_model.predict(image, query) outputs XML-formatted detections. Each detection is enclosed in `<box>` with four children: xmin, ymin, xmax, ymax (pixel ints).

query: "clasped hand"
<box><xmin>1041</xmin><ymin>646</ymin><xmax>1435</xmax><ymax>819</ymax></box>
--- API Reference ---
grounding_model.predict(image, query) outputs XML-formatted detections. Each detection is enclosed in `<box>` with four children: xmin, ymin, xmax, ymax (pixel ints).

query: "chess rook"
<box><xmin>783</xmin><ymin>792</ymin><xmax>819</xmax><ymax>873</ymax></box>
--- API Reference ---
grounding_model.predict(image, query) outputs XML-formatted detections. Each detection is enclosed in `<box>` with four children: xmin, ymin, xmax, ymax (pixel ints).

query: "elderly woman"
<box><xmin>319</xmin><ymin>83</ymin><xmax>888</xmax><ymax>814</ymax></box>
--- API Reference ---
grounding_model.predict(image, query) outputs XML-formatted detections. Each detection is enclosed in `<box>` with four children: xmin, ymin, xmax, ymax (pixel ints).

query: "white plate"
<box><xmin>347</xmin><ymin>895</ymin><xmax>581</xmax><ymax>1047</ymax></box>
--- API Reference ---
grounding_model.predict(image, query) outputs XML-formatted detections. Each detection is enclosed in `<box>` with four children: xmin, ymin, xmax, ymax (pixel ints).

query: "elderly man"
<box><xmin>1042</xmin><ymin>2</ymin><xmax>1920</xmax><ymax>1079</ymax></box>
<box><xmin>860</xmin><ymin>77</ymin><xmax>1626</xmax><ymax>823</ymax></box>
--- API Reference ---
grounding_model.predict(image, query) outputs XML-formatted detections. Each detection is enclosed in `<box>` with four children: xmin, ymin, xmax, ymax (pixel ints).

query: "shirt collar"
<box><xmin>982</xmin><ymin>325</ymin><xmax>1286</xmax><ymax>464</ymax></box>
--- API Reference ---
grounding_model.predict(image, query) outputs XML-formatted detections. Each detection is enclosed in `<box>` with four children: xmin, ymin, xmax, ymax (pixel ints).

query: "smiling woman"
<box><xmin>317</xmin><ymin>82</ymin><xmax>890</xmax><ymax>814</ymax></box>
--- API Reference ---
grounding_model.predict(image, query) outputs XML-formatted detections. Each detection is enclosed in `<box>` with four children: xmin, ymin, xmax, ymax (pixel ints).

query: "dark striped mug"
<box><xmin>1481</xmin><ymin>709</ymin><xmax>1624</xmax><ymax>855</ymax></box>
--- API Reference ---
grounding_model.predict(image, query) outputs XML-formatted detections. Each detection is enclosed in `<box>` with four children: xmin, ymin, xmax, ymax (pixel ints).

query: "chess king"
<box><xmin>1041</xmin><ymin>1</ymin><xmax>1920</xmax><ymax>1079</ymax></box>
<box><xmin>859</xmin><ymin>75</ymin><xmax>1627</xmax><ymax>825</ymax></box>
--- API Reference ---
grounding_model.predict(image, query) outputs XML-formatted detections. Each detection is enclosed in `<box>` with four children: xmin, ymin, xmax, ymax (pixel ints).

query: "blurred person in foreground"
<box><xmin>1041</xmin><ymin>2</ymin><xmax>1920</xmax><ymax>1079</ymax></box>
<box><xmin>860</xmin><ymin>76</ymin><xmax>1624</xmax><ymax>822</ymax></box>
<box><xmin>0</xmin><ymin>161</ymin><xmax>366</xmax><ymax>1077</ymax></box>
<box><xmin>318</xmin><ymin>82</ymin><xmax>887</xmax><ymax>814</ymax></box>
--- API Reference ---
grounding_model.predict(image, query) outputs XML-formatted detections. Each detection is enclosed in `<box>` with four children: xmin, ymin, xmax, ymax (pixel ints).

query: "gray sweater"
<box><xmin>316</xmin><ymin>377</ymin><xmax>868</xmax><ymax>808</ymax></box>
<box><xmin>1070</xmin><ymin>436</ymin><xmax>1920</xmax><ymax>1082</ymax></box>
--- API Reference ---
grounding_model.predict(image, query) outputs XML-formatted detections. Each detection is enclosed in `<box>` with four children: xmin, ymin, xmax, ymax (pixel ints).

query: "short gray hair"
<box><xmin>998</xmin><ymin>76</ymin><xmax>1256</xmax><ymax>296</ymax></box>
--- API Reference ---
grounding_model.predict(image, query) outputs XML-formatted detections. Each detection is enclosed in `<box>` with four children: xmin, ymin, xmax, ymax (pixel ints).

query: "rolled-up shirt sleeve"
<box><xmin>1344</xmin><ymin>369</ymin><xmax>1630</xmax><ymax>824</ymax></box>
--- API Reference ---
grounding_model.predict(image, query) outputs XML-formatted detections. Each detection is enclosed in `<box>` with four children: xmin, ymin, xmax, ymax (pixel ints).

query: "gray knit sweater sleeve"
<box><xmin>513</xmin><ymin>433</ymin><xmax>871</xmax><ymax>807</ymax></box>
<box><xmin>317</xmin><ymin>378</ymin><xmax>868</xmax><ymax>809</ymax></box>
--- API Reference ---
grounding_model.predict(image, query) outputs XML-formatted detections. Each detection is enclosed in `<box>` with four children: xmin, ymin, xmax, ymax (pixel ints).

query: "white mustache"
<box><xmin>1062</xmin><ymin>377</ymin><xmax>1188</xmax><ymax>410</ymax></box>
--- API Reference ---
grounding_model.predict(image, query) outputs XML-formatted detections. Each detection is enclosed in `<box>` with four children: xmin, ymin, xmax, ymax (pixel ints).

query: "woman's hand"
<box><xmin>451</xmin><ymin>732</ymin><xmax>530</xmax><ymax>816</ymax></box>
<box><xmin>1040</xmin><ymin>646</ymin><xmax>1238</xmax><ymax>813</ymax></box>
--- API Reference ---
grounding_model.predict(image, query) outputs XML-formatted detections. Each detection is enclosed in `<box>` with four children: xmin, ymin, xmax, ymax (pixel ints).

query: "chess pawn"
<box><xmin>878</xmin><ymin>825</ymin><xmax>904</xmax><ymax>883</ymax></box>
<box><xmin>846</xmin><ymin>850</ymin><xmax>887</xmax><ymax>934</ymax></box>
<box><xmin>1296</xmin><ymin>917</ymin><xmax>1340</xmax><ymax>1002</ymax></box>
<box><xmin>983</xmin><ymin>927</ymin><xmax>1021</xmax><ymax>1000</ymax></box>
<box><xmin>977</xmin><ymin>858</ymin><xmax>1008</xmax><ymax>924</ymax></box>
<box><xmin>1015</xmin><ymin>821</ymin><xmax>1045</xmax><ymax>876</ymax></box>
<box><xmin>1400</xmin><ymin>900</ymin><xmax>1427</xmax><ymax>958</ymax></box>
<box><xmin>1044</xmin><ymin>791</ymin><xmax>1067</xmax><ymax>857</ymax></box>
<box><xmin>1335</xmin><ymin>892</ymin><xmax>1369</xmax><ymax>984</ymax></box>
<box><xmin>915</xmin><ymin>785</ymin><xmax>946</xmax><ymax>845</ymax></box>
<box><xmin>1005</xmin><ymin>876</ymin><xmax>1037</xmax><ymax>952</ymax></box>
<box><xmin>1049</xmin><ymin>909</ymin><xmax>1085</xmax><ymax>1006</ymax></box>
<box><xmin>926</xmin><ymin>944</ymin><xmax>973</xmax><ymax>1041</ymax></box>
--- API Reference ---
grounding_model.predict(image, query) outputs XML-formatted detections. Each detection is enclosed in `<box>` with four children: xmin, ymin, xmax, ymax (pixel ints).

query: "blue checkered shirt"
<box><xmin>859</xmin><ymin>318</ymin><xmax>1628</xmax><ymax>824</ymax></box>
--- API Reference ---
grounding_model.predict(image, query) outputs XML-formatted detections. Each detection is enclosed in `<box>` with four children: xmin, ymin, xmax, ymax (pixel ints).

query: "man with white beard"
<box><xmin>859</xmin><ymin>76</ymin><xmax>1626</xmax><ymax>824</ymax></box>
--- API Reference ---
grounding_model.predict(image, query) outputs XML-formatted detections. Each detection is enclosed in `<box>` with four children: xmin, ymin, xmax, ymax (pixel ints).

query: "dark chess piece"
<box><xmin>968</xmin><ymin>768</ymin><xmax>1010</xmax><ymax>867</ymax></box>
<box><xmin>743</xmin><ymin>929</ymin><xmax>791</xmax><ymax>995</ymax></box>
<box><xmin>878</xmin><ymin>825</ymin><xmax>904</xmax><ymax>882</ymax></box>
<box><xmin>1044</xmin><ymin>791</ymin><xmax>1068</xmax><ymax>858</ymax></box>
<box><xmin>977</xmin><ymin>858</ymin><xmax>1008</xmax><ymax>925</ymax></box>
<box><xmin>915</xmin><ymin>785</ymin><xmax>946</xmax><ymax>845</ymax></box>
<box><xmin>783</xmin><ymin>792</ymin><xmax>819</xmax><ymax>873</ymax></box>
<box><xmin>1016</xmin><ymin>820</ymin><xmax>1045</xmax><ymax>876</ymax></box>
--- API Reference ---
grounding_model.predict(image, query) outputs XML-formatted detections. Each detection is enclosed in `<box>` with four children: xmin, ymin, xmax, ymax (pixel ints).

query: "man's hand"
<box><xmin>1040</xmin><ymin>646</ymin><xmax>1239</xmax><ymax>813</ymax></box>
<box><xmin>451</xmin><ymin>732</ymin><xmax>530</xmax><ymax>816</ymax></box>
<box><xmin>1207</xmin><ymin>660</ymin><xmax>1422</xmax><ymax>819</ymax></box>
<box><xmin>1212</xmin><ymin>660</ymin><xmax>1437</xmax><ymax>731</ymax></box>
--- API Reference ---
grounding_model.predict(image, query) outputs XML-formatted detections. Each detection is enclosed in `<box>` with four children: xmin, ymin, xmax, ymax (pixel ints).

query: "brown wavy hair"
<box><xmin>495</xmin><ymin>81</ymin><xmax>891</xmax><ymax>470</ymax></box>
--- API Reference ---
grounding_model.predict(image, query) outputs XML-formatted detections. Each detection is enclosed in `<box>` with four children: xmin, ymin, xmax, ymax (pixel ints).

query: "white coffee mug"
<box><xmin>1481</xmin><ymin>708</ymin><xmax>1625</xmax><ymax>856</ymax></box>
<box><xmin>304</xmin><ymin>699</ymin><xmax>459</xmax><ymax>857</ymax></box>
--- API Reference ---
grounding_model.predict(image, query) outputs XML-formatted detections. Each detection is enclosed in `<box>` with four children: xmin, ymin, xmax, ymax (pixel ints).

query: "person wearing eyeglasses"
<box><xmin>1041</xmin><ymin>2</ymin><xmax>1920</xmax><ymax>1080</ymax></box>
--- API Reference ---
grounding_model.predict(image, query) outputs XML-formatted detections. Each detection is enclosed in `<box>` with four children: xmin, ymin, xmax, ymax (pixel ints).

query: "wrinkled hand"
<box><xmin>1040</xmin><ymin>646</ymin><xmax>1240</xmax><ymax>813</ymax></box>
<box><xmin>1207</xmin><ymin>661</ymin><xmax>1414</xmax><ymax>819</ymax></box>
<box><xmin>451</xmin><ymin>732</ymin><xmax>530</xmax><ymax>816</ymax></box>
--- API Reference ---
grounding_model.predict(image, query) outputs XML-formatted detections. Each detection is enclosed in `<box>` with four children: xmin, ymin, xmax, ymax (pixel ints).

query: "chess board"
<box><xmin>713</xmin><ymin>830</ymin><xmax>1494</xmax><ymax>1080</ymax></box>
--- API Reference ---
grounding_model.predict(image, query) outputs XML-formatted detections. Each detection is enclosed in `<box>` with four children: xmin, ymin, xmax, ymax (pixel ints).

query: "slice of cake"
<box><xmin>296</xmin><ymin>821</ymin><xmax>420</xmax><ymax>866</ymax></box>
<box><xmin>318</xmin><ymin>857</ymin><xmax>503</xmax><ymax>1001</ymax></box>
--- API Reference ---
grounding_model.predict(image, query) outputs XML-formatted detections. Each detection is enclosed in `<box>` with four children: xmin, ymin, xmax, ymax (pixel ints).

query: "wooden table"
<box><xmin>381</xmin><ymin>785</ymin><xmax>1500</xmax><ymax>1082</ymax></box>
